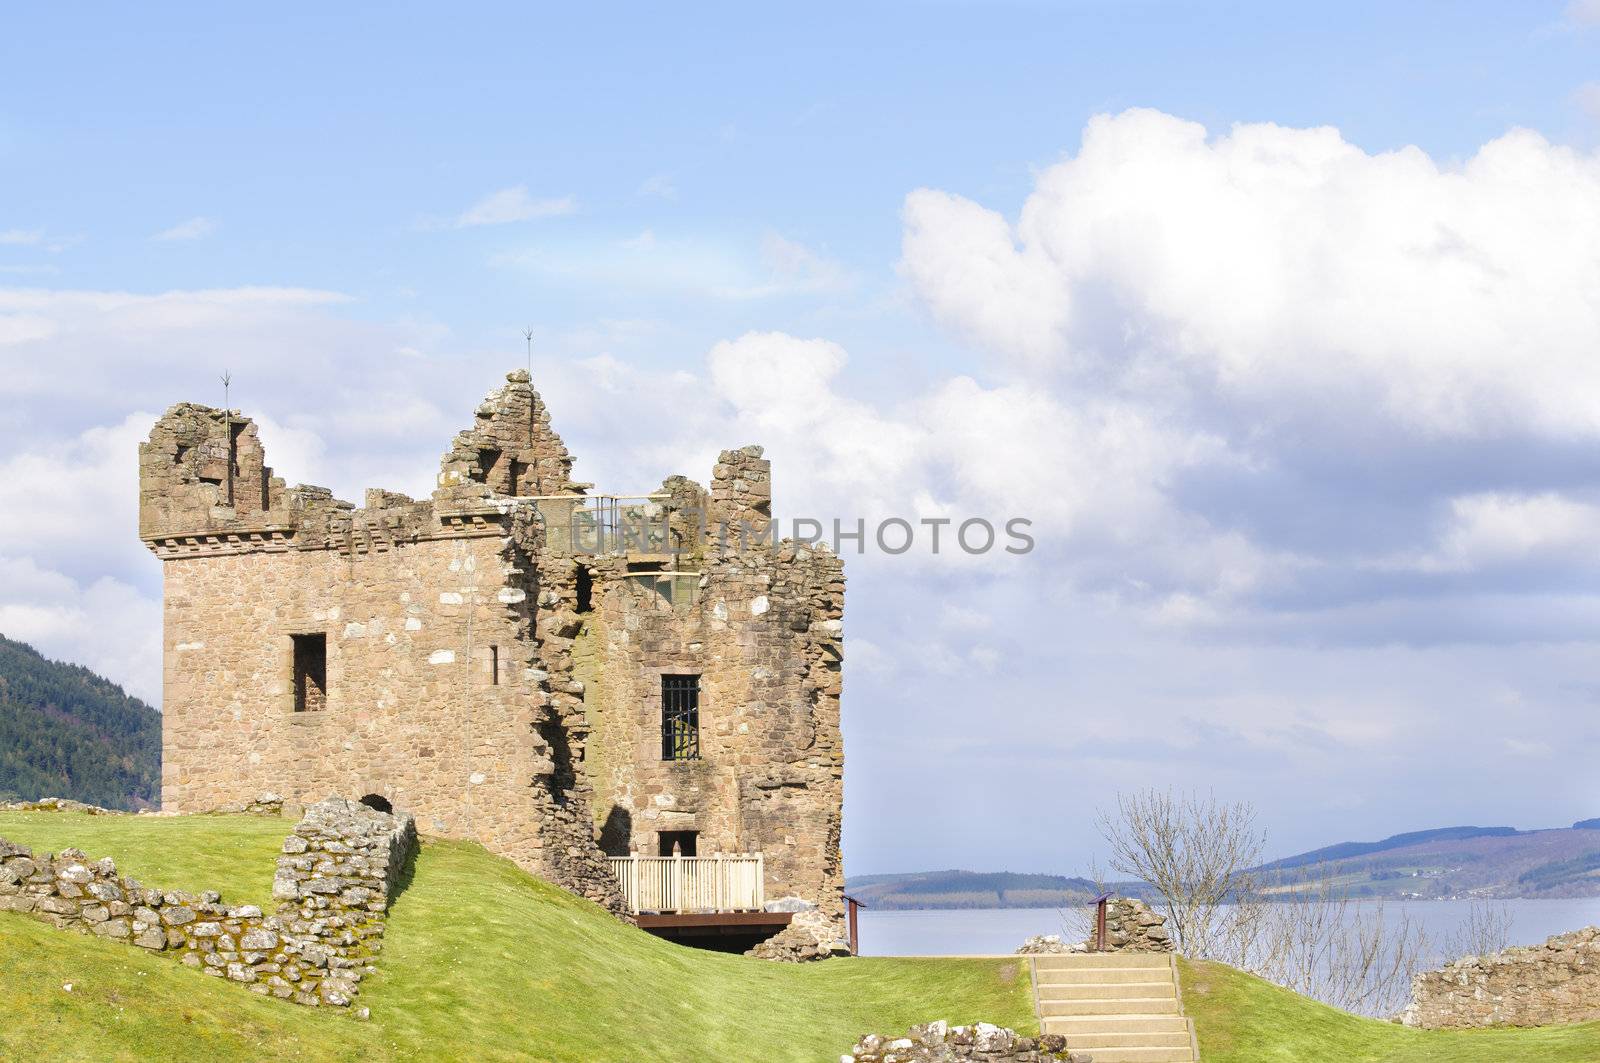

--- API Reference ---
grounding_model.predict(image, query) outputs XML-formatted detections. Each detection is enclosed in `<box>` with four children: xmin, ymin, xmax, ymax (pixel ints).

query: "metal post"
<box><xmin>845</xmin><ymin>894</ymin><xmax>865</xmax><ymax>956</ymax></box>
<box><xmin>1094</xmin><ymin>892</ymin><xmax>1112</xmax><ymax>952</ymax></box>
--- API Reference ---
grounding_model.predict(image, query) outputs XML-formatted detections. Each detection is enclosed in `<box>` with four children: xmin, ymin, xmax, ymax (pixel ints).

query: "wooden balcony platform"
<box><xmin>636</xmin><ymin>911</ymin><xmax>793</xmax><ymax>934</ymax></box>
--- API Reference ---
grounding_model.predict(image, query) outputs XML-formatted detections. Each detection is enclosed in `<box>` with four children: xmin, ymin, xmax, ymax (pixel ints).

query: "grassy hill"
<box><xmin>1181</xmin><ymin>958</ymin><xmax>1600</xmax><ymax>1062</ymax></box>
<box><xmin>4</xmin><ymin>812</ymin><xmax>1599</xmax><ymax>1062</ymax></box>
<box><xmin>0</xmin><ymin>635</ymin><xmax>160</xmax><ymax>810</ymax></box>
<box><xmin>1254</xmin><ymin>824</ymin><xmax>1600</xmax><ymax>900</ymax></box>
<box><xmin>0</xmin><ymin>811</ymin><xmax>1032</xmax><ymax>1062</ymax></box>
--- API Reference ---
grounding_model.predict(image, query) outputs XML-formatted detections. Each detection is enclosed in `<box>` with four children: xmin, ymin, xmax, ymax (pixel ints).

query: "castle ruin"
<box><xmin>137</xmin><ymin>370</ymin><xmax>846</xmax><ymax>958</ymax></box>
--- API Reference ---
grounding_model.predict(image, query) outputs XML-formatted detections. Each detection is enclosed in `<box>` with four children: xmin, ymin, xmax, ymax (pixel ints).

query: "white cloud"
<box><xmin>152</xmin><ymin>216</ymin><xmax>217</xmax><ymax>242</ymax></box>
<box><xmin>0</xmin><ymin>555</ymin><xmax>162</xmax><ymax>705</ymax></box>
<box><xmin>0</xmin><ymin>228</ymin><xmax>44</xmax><ymax>246</ymax></box>
<box><xmin>638</xmin><ymin>173</ymin><xmax>676</xmax><ymax>199</ymax></box>
<box><xmin>1567</xmin><ymin>0</ymin><xmax>1600</xmax><ymax>26</ymax></box>
<box><xmin>902</xmin><ymin>109</ymin><xmax>1600</xmax><ymax>438</ymax></box>
<box><xmin>455</xmin><ymin>186</ymin><xmax>575</xmax><ymax>228</ymax></box>
<box><xmin>1417</xmin><ymin>492</ymin><xmax>1600</xmax><ymax>572</ymax></box>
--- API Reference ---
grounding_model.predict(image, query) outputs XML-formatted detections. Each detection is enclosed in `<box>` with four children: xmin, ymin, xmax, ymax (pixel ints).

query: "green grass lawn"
<box><xmin>0</xmin><ymin>813</ymin><xmax>1033</xmax><ymax>1062</ymax></box>
<box><xmin>1181</xmin><ymin>957</ymin><xmax>1600</xmax><ymax>1063</ymax></box>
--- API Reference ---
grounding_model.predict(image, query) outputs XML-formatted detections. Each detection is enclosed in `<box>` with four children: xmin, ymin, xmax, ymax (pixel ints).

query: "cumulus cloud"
<box><xmin>1416</xmin><ymin>492</ymin><xmax>1600</xmax><ymax>573</ymax></box>
<box><xmin>454</xmin><ymin>186</ymin><xmax>575</xmax><ymax>227</ymax></box>
<box><xmin>0</xmin><ymin>555</ymin><xmax>162</xmax><ymax>704</ymax></box>
<box><xmin>903</xmin><ymin>109</ymin><xmax>1600</xmax><ymax>438</ymax></box>
<box><xmin>152</xmin><ymin>216</ymin><xmax>217</xmax><ymax>241</ymax></box>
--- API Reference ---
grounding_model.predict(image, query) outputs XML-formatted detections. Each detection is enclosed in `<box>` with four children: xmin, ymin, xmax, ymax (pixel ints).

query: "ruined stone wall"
<box><xmin>144</xmin><ymin>375</ymin><xmax>623</xmax><ymax>915</ymax></box>
<box><xmin>569</xmin><ymin>479</ymin><xmax>847</xmax><ymax>957</ymax></box>
<box><xmin>1402</xmin><ymin>927</ymin><xmax>1600</xmax><ymax>1028</ymax></box>
<box><xmin>142</xmin><ymin>370</ymin><xmax>842</xmax><ymax>940</ymax></box>
<box><xmin>0</xmin><ymin>798</ymin><xmax>416</xmax><ymax>1009</ymax></box>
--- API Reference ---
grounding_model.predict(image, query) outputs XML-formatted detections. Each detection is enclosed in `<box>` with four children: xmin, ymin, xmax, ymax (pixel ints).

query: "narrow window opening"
<box><xmin>226</xmin><ymin>420</ymin><xmax>244</xmax><ymax>505</ymax></box>
<box><xmin>575</xmin><ymin>564</ymin><xmax>593</xmax><ymax>613</ymax></box>
<box><xmin>292</xmin><ymin>633</ymin><xmax>327</xmax><ymax>713</ymax></box>
<box><xmin>359</xmin><ymin>794</ymin><xmax>393</xmax><ymax>814</ymax></box>
<box><xmin>658</xmin><ymin>830</ymin><xmax>698</xmax><ymax>857</ymax></box>
<box><xmin>476</xmin><ymin>447</ymin><xmax>502</xmax><ymax>486</ymax></box>
<box><xmin>490</xmin><ymin>645</ymin><xmax>500</xmax><ymax>685</ymax></box>
<box><xmin>660</xmin><ymin>674</ymin><xmax>700</xmax><ymax>761</ymax></box>
<box><xmin>507</xmin><ymin>460</ymin><xmax>529</xmax><ymax>498</ymax></box>
<box><xmin>627</xmin><ymin>560</ymin><xmax>666</xmax><ymax>573</ymax></box>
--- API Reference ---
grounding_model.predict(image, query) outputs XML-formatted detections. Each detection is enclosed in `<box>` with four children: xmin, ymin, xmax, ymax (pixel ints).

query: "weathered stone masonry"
<box><xmin>139</xmin><ymin>371</ymin><xmax>847</xmax><ymax>954</ymax></box>
<box><xmin>1402</xmin><ymin>927</ymin><xmax>1600</xmax><ymax>1029</ymax></box>
<box><xmin>0</xmin><ymin>797</ymin><xmax>416</xmax><ymax>1008</ymax></box>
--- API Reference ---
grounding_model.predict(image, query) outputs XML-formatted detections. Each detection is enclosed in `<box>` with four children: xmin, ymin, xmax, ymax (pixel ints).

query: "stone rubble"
<box><xmin>1402</xmin><ymin>926</ymin><xmax>1600</xmax><ymax>1028</ymax></box>
<box><xmin>0</xmin><ymin>796</ymin><xmax>415</xmax><ymax>1008</ymax></box>
<box><xmin>0</xmin><ymin>797</ymin><xmax>125</xmax><ymax>815</ymax></box>
<box><xmin>1015</xmin><ymin>934</ymin><xmax>1085</xmax><ymax>955</ymax></box>
<box><xmin>843</xmin><ymin>1021</ymin><xmax>1087</xmax><ymax>1062</ymax></box>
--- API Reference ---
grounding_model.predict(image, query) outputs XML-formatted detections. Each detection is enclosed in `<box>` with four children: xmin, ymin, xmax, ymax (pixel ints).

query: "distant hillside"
<box><xmin>1256</xmin><ymin>822</ymin><xmax>1600</xmax><ymax>900</ymax></box>
<box><xmin>854</xmin><ymin>818</ymin><xmax>1600</xmax><ymax>908</ymax></box>
<box><xmin>1259</xmin><ymin>826</ymin><xmax>1522</xmax><ymax>872</ymax></box>
<box><xmin>0</xmin><ymin>634</ymin><xmax>160</xmax><ymax>810</ymax></box>
<box><xmin>843</xmin><ymin>869</ymin><xmax>1109</xmax><ymax>909</ymax></box>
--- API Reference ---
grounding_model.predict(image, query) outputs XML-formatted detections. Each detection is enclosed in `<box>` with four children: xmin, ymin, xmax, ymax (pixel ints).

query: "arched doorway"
<box><xmin>359</xmin><ymin>793</ymin><xmax>393</xmax><ymax>814</ymax></box>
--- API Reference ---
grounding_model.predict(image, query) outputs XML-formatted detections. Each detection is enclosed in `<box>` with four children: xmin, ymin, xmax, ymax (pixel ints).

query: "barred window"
<box><xmin>660</xmin><ymin>674</ymin><xmax>700</xmax><ymax>761</ymax></box>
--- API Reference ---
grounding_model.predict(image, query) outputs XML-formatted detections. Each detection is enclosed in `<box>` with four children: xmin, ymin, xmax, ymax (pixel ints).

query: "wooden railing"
<box><xmin>608</xmin><ymin>854</ymin><xmax>765</xmax><ymax>914</ymax></box>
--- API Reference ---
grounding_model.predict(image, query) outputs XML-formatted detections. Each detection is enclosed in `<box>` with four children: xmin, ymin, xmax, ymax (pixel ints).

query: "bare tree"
<box><xmin>1096</xmin><ymin>790</ymin><xmax>1432</xmax><ymax>1017</ymax></box>
<box><xmin>1439</xmin><ymin>897</ymin><xmax>1513</xmax><ymax>961</ymax></box>
<box><xmin>1230</xmin><ymin>869</ymin><xmax>1431</xmax><ymax>1016</ymax></box>
<box><xmin>1095</xmin><ymin>788</ymin><xmax>1264</xmax><ymax>956</ymax></box>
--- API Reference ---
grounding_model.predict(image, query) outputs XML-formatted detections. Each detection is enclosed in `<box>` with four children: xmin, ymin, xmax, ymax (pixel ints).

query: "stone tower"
<box><xmin>138</xmin><ymin>371</ymin><xmax>846</xmax><ymax>957</ymax></box>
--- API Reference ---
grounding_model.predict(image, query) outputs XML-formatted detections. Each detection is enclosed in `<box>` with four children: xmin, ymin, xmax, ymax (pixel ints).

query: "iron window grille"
<box><xmin>660</xmin><ymin>674</ymin><xmax>701</xmax><ymax>761</ymax></box>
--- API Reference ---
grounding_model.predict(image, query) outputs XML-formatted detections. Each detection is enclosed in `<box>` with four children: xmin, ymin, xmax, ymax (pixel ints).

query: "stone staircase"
<box><xmin>1030</xmin><ymin>953</ymin><xmax>1198</xmax><ymax>1062</ymax></box>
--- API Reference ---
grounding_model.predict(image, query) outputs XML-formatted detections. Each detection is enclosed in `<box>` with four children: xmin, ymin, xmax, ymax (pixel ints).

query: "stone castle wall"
<box><xmin>0</xmin><ymin>798</ymin><xmax>416</xmax><ymax>1009</ymax></box>
<box><xmin>139</xmin><ymin>370</ymin><xmax>846</xmax><ymax>951</ymax></box>
<box><xmin>1402</xmin><ymin>927</ymin><xmax>1600</xmax><ymax>1028</ymax></box>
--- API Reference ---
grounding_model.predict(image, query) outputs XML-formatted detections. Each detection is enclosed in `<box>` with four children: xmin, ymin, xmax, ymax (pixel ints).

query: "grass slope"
<box><xmin>0</xmin><ymin>813</ymin><xmax>1032</xmax><ymax>1062</ymax></box>
<box><xmin>1181</xmin><ymin>958</ymin><xmax>1600</xmax><ymax>1063</ymax></box>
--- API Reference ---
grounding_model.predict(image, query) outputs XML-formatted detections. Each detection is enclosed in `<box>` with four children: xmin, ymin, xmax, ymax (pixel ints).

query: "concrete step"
<box><xmin>1045</xmin><ymin>1015</ymin><xmax>1193</xmax><ymax>1036</ymax></box>
<box><xmin>1033</xmin><ymin>953</ymin><xmax>1174</xmax><ymax>971</ymax></box>
<box><xmin>1037</xmin><ymin>981</ymin><xmax>1176</xmax><ymax>1002</ymax></box>
<box><xmin>1035</xmin><ymin>965</ymin><xmax>1177</xmax><ymax>985</ymax></box>
<box><xmin>1054</xmin><ymin>1048</ymin><xmax>1192</xmax><ymax>1063</ymax></box>
<box><xmin>1040</xmin><ymin>997</ymin><xmax>1183</xmax><ymax>1017</ymax></box>
<box><xmin>1060</xmin><ymin>1030</ymin><xmax>1194</xmax><ymax>1049</ymax></box>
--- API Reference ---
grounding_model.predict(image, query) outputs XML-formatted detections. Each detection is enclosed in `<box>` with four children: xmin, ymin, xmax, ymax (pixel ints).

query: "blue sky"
<box><xmin>4</xmin><ymin>2</ymin><xmax>1600</xmax><ymax>875</ymax></box>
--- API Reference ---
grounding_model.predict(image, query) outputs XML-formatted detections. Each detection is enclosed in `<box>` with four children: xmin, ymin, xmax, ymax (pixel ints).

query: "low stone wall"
<box><xmin>0</xmin><ymin>796</ymin><xmax>415</xmax><ymax>1009</ymax></box>
<box><xmin>1014</xmin><ymin>898</ymin><xmax>1174</xmax><ymax>957</ymax></box>
<box><xmin>1</xmin><ymin>791</ymin><xmax>286</xmax><ymax>818</ymax></box>
<box><xmin>845</xmin><ymin>1022</ymin><xmax>1084</xmax><ymax>1062</ymax></box>
<box><xmin>748</xmin><ymin>905</ymin><xmax>850</xmax><ymax>962</ymax></box>
<box><xmin>0</xmin><ymin>797</ymin><xmax>126</xmax><ymax>815</ymax></box>
<box><xmin>1401</xmin><ymin>927</ymin><xmax>1600</xmax><ymax>1029</ymax></box>
<box><xmin>1094</xmin><ymin>897</ymin><xmax>1173</xmax><ymax>953</ymax></box>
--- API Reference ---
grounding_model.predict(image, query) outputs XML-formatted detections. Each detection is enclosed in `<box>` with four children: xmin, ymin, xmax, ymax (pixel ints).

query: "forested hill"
<box><xmin>0</xmin><ymin>634</ymin><xmax>160</xmax><ymax>810</ymax></box>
